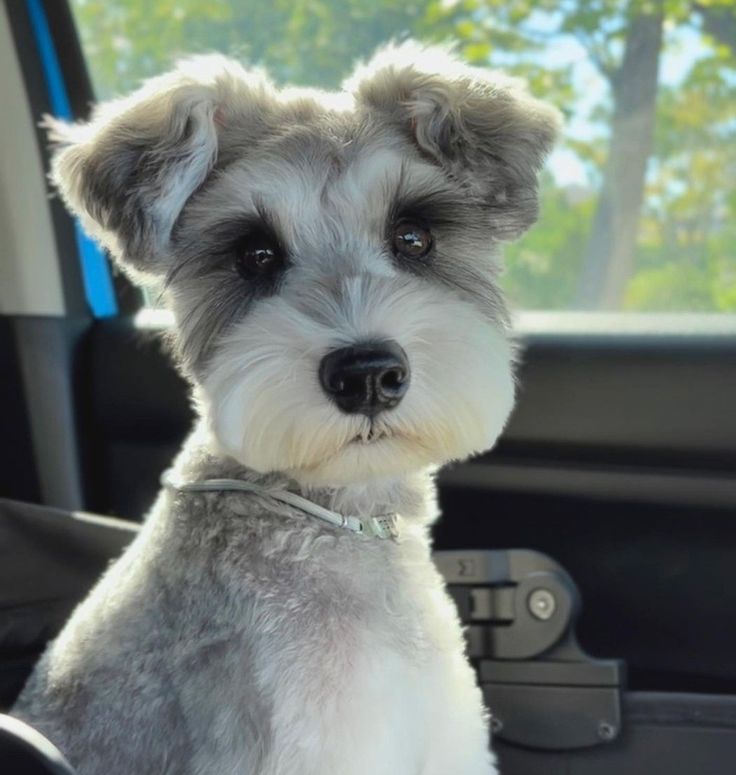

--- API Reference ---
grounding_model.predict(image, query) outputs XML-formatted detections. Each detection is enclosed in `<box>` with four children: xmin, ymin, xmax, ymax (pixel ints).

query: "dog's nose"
<box><xmin>319</xmin><ymin>341</ymin><xmax>410</xmax><ymax>416</ymax></box>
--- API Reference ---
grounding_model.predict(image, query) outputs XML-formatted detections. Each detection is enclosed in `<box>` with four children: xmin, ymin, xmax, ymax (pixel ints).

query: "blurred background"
<box><xmin>69</xmin><ymin>0</ymin><xmax>736</xmax><ymax>315</ymax></box>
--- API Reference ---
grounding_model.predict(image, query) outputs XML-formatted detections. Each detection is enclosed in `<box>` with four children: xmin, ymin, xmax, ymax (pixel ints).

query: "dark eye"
<box><xmin>391</xmin><ymin>221</ymin><xmax>433</xmax><ymax>260</ymax></box>
<box><xmin>234</xmin><ymin>231</ymin><xmax>283</xmax><ymax>278</ymax></box>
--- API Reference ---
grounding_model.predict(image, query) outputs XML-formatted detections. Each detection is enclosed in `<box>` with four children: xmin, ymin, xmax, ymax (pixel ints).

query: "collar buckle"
<box><xmin>363</xmin><ymin>514</ymin><xmax>401</xmax><ymax>541</ymax></box>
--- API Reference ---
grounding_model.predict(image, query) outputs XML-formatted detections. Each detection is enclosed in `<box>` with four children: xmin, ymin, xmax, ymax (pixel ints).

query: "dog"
<box><xmin>13</xmin><ymin>42</ymin><xmax>560</xmax><ymax>774</ymax></box>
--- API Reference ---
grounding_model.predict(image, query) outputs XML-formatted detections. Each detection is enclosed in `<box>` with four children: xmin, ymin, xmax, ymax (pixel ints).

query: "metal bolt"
<box><xmin>528</xmin><ymin>588</ymin><xmax>556</xmax><ymax>620</ymax></box>
<box><xmin>597</xmin><ymin>721</ymin><xmax>616</xmax><ymax>741</ymax></box>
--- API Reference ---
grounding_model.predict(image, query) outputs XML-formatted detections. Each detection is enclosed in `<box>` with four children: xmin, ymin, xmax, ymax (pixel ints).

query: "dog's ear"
<box><xmin>347</xmin><ymin>42</ymin><xmax>562</xmax><ymax>240</ymax></box>
<box><xmin>46</xmin><ymin>56</ymin><xmax>260</xmax><ymax>278</ymax></box>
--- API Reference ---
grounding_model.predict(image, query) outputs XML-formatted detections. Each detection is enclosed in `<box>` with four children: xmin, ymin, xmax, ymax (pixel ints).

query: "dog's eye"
<box><xmin>391</xmin><ymin>221</ymin><xmax>433</xmax><ymax>260</ymax></box>
<box><xmin>234</xmin><ymin>231</ymin><xmax>283</xmax><ymax>277</ymax></box>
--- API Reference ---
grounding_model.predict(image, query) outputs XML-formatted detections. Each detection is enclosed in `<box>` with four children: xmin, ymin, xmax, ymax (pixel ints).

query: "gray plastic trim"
<box><xmin>0</xmin><ymin>4</ymin><xmax>65</xmax><ymax>317</ymax></box>
<box><xmin>441</xmin><ymin>461</ymin><xmax>736</xmax><ymax>509</ymax></box>
<box><xmin>11</xmin><ymin>317</ymin><xmax>85</xmax><ymax>510</ymax></box>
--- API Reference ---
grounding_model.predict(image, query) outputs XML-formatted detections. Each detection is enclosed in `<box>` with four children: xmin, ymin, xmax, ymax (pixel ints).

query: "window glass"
<box><xmin>69</xmin><ymin>0</ymin><xmax>736</xmax><ymax>314</ymax></box>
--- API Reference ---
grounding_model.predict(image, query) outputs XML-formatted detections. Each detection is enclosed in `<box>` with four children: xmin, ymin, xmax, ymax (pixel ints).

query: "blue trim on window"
<box><xmin>25</xmin><ymin>0</ymin><xmax>118</xmax><ymax>318</ymax></box>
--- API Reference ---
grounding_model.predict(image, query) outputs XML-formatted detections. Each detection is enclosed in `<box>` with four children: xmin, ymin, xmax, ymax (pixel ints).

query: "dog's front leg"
<box><xmin>419</xmin><ymin>654</ymin><xmax>498</xmax><ymax>775</ymax></box>
<box><xmin>422</xmin><ymin>727</ymin><xmax>498</xmax><ymax>775</ymax></box>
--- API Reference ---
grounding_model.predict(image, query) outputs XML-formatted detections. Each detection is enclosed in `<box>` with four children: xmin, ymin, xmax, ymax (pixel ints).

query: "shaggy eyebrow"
<box><xmin>203</xmin><ymin>201</ymin><xmax>283</xmax><ymax>251</ymax></box>
<box><xmin>388</xmin><ymin>167</ymin><xmax>476</xmax><ymax>228</ymax></box>
<box><xmin>390</xmin><ymin>189</ymin><xmax>471</xmax><ymax>228</ymax></box>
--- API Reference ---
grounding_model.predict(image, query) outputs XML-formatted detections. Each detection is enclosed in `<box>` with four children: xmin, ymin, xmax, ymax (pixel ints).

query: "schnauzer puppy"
<box><xmin>14</xmin><ymin>42</ymin><xmax>560</xmax><ymax>775</ymax></box>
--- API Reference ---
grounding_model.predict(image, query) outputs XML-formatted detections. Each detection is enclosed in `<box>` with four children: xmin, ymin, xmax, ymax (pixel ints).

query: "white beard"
<box><xmin>200</xmin><ymin>271</ymin><xmax>514</xmax><ymax>486</ymax></box>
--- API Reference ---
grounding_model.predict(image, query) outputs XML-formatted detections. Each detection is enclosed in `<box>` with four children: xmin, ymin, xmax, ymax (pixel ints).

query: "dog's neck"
<box><xmin>170</xmin><ymin>423</ymin><xmax>439</xmax><ymax>526</ymax></box>
<box><xmin>301</xmin><ymin>470</ymin><xmax>438</xmax><ymax>525</ymax></box>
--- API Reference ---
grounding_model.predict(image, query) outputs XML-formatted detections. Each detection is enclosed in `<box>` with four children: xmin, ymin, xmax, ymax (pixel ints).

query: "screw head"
<box><xmin>598</xmin><ymin>721</ymin><xmax>616</xmax><ymax>741</ymax></box>
<box><xmin>528</xmin><ymin>588</ymin><xmax>556</xmax><ymax>620</ymax></box>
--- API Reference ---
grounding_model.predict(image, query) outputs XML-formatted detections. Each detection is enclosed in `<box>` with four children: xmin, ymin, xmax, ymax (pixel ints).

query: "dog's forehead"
<box><xmin>206</xmin><ymin>124</ymin><xmax>448</xmax><ymax>239</ymax></box>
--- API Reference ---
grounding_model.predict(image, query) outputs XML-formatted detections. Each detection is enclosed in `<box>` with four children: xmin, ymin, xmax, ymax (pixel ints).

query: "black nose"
<box><xmin>319</xmin><ymin>341</ymin><xmax>410</xmax><ymax>416</ymax></box>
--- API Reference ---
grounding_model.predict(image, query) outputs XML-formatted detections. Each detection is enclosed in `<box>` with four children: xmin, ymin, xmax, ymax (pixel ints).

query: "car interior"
<box><xmin>1</xmin><ymin>1</ymin><xmax>736</xmax><ymax>773</ymax></box>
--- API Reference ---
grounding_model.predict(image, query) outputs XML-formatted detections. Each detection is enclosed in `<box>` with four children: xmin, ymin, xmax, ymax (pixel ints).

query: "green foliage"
<box><xmin>501</xmin><ymin>180</ymin><xmax>594</xmax><ymax>309</ymax></box>
<box><xmin>69</xmin><ymin>0</ymin><xmax>736</xmax><ymax>313</ymax></box>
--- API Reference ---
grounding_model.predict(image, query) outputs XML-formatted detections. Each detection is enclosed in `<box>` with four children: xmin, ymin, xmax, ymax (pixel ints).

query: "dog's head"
<box><xmin>48</xmin><ymin>43</ymin><xmax>560</xmax><ymax>486</ymax></box>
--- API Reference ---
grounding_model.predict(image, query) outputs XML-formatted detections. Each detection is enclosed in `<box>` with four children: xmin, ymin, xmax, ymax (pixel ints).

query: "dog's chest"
<box><xmin>240</xmin><ymin>546</ymin><xmax>460</xmax><ymax>774</ymax></box>
<box><xmin>178</xmin><ymin>516</ymin><xmax>480</xmax><ymax>774</ymax></box>
<box><xmin>256</xmin><ymin>610</ymin><xmax>445</xmax><ymax>775</ymax></box>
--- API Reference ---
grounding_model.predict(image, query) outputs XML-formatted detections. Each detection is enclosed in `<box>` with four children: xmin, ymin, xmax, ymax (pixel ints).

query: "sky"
<box><xmin>534</xmin><ymin>22</ymin><xmax>711</xmax><ymax>186</ymax></box>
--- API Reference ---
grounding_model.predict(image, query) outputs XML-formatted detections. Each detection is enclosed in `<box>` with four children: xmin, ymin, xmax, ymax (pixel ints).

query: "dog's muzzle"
<box><xmin>319</xmin><ymin>340</ymin><xmax>410</xmax><ymax>417</ymax></box>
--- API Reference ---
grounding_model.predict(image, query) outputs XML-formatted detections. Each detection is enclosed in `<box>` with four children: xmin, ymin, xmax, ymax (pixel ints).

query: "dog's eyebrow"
<box><xmin>387</xmin><ymin>161</ymin><xmax>478</xmax><ymax>228</ymax></box>
<box><xmin>389</xmin><ymin>185</ymin><xmax>476</xmax><ymax>229</ymax></box>
<box><xmin>202</xmin><ymin>206</ymin><xmax>282</xmax><ymax>250</ymax></box>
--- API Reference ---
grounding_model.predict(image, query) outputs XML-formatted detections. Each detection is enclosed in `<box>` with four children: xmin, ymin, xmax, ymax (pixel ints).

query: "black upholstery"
<box><xmin>0</xmin><ymin>498</ymin><xmax>135</xmax><ymax>708</ymax></box>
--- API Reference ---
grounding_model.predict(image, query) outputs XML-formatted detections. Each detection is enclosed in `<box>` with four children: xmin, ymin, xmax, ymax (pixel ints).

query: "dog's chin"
<box><xmin>286</xmin><ymin>433</ymin><xmax>435</xmax><ymax>486</ymax></box>
<box><xmin>242</xmin><ymin>418</ymin><xmax>503</xmax><ymax>486</ymax></box>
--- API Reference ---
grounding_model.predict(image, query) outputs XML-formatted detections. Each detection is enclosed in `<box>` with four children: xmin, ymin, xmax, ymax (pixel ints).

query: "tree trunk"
<box><xmin>575</xmin><ymin>10</ymin><xmax>664</xmax><ymax>309</ymax></box>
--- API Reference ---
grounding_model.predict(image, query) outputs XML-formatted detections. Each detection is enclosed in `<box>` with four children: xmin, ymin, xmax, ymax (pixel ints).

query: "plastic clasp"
<box><xmin>365</xmin><ymin>514</ymin><xmax>400</xmax><ymax>540</ymax></box>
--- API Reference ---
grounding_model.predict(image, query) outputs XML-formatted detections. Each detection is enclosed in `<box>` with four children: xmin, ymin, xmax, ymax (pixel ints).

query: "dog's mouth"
<box><xmin>350</xmin><ymin>426</ymin><xmax>388</xmax><ymax>445</ymax></box>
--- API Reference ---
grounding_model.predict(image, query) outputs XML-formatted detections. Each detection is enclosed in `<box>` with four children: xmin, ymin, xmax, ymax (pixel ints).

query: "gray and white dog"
<box><xmin>14</xmin><ymin>42</ymin><xmax>560</xmax><ymax>775</ymax></box>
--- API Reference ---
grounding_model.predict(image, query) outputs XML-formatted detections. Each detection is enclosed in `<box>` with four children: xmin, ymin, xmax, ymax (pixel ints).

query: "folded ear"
<box><xmin>347</xmin><ymin>42</ymin><xmax>562</xmax><ymax>240</ymax></box>
<box><xmin>46</xmin><ymin>56</ymin><xmax>257</xmax><ymax>277</ymax></box>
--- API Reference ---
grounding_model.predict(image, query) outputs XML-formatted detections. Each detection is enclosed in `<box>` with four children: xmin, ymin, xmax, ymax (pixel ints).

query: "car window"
<box><xmin>68</xmin><ymin>0</ymin><xmax>736</xmax><ymax>317</ymax></box>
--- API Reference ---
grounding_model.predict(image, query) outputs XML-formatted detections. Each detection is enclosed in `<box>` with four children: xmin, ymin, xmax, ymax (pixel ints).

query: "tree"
<box><xmin>575</xmin><ymin>4</ymin><xmax>664</xmax><ymax>309</ymax></box>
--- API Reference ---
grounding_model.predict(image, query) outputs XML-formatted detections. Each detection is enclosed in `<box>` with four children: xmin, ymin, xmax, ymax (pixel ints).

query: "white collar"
<box><xmin>161</xmin><ymin>470</ymin><xmax>401</xmax><ymax>541</ymax></box>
